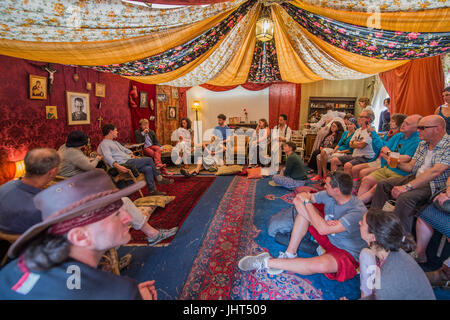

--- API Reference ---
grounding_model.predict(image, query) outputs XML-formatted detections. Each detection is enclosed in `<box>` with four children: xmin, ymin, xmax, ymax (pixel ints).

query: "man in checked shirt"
<box><xmin>370</xmin><ymin>115</ymin><xmax>450</xmax><ymax>238</ymax></box>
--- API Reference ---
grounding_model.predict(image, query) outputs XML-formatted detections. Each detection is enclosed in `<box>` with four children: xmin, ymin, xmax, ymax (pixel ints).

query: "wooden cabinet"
<box><xmin>304</xmin><ymin>133</ymin><xmax>317</xmax><ymax>161</ymax></box>
<box><xmin>308</xmin><ymin>96</ymin><xmax>356</xmax><ymax>123</ymax></box>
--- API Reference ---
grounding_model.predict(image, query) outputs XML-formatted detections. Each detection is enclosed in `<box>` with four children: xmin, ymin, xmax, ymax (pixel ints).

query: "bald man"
<box><xmin>357</xmin><ymin>114</ymin><xmax>422</xmax><ymax>204</ymax></box>
<box><xmin>371</xmin><ymin>115</ymin><xmax>450</xmax><ymax>235</ymax></box>
<box><xmin>0</xmin><ymin>148</ymin><xmax>61</xmax><ymax>234</ymax></box>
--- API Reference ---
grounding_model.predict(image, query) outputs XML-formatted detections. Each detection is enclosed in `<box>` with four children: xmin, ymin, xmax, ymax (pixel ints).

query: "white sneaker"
<box><xmin>238</xmin><ymin>252</ymin><xmax>283</xmax><ymax>275</ymax></box>
<box><xmin>277</xmin><ymin>251</ymin><xmax>297</xmax><ymax>259</ymax></box>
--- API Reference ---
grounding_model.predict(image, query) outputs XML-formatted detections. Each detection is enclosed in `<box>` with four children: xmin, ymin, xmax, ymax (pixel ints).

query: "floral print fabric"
<box><xmin>248</xmin><ymin>39</ymin><xmax>281</xmax><ymax>83</ymax></box>
<box><xmin>298</xmin><ymin>0</ymin><xmax>449</xmax><ymax>12</ymax></box>
<box><xmin>89</xmin><ymin>0</ymin><xmax>256</xmax><ymax>77</ymax></box>
<box><xmin>283</xmin><ymin>2</ymin><xmax>449</xmax><ymax>60</ymax></box>
<box><xmin>0</xmin><ymin>0</ymin><xmax>247</xmax><ymax>42</ymax></box>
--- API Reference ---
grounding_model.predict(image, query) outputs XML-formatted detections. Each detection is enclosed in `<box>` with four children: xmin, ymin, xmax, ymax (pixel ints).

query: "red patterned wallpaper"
<box><xmin>0</xmin><ymin>55</ymin><xmax>137</xmax><ymax>183</ymax></box>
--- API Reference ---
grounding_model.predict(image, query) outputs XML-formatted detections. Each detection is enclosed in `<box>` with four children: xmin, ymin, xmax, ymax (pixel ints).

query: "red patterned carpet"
<box><xmin>127</xmin><ymin>176</ymin><xmax>215</xmax><ymax>246</ymax></box>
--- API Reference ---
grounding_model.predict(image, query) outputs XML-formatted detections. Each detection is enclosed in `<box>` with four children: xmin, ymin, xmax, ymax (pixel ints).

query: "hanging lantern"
<box><xmin>255</xmin><ymin>5</ymin><xmax>274</xmax><ymax>42</ymax></box>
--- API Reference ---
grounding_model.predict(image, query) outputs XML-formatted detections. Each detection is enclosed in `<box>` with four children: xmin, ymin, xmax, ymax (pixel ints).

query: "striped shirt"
<box><xmin>412</xmin><ymin>134</ymin><xmax>450</xmax><ymax>195</ymax></box>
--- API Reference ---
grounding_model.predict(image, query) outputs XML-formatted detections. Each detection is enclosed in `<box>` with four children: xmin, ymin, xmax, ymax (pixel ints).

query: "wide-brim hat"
<box><xmin>8</xmin><ymin>169</ymin><xmax>146</xmax><ymax>258</ymax></box>
<box><xmin>66</xmin><ymin>130</ymin><xmax>89</xmax><ymax>148</ymax></box>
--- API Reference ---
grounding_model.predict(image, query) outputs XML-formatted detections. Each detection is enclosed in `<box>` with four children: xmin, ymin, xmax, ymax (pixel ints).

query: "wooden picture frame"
<box><xmin>157</xmin><ymin>93</ymin><xmax>167</xmax><ymax>102</ymax></box>
<box><xmin>139</xmin><ymin>92</ymin><xmax>148</xmax><ymax>108</ymax></box>
<box><xmin>95</xmin><ymin>83</ymin><xmax>105</xmax><ymax>97</ymax></box>
<box><xmin>66</xmin><ymin>91</ymin><xmax>90</xmax><ymax>125</ymax></box>
<box><xmin>167</xmin><ymin>106</ymin><xmax>177</xmax><ymax>120</ymax></box>
<box><xmin>29</xmin><ymin>74</ymin><xmax>47</xmax><ymax>100</ymax></box>
<box><xmin>171</xmin><ymin>87</ymin><xmax>179</xmax><ymax>99</ymax></box>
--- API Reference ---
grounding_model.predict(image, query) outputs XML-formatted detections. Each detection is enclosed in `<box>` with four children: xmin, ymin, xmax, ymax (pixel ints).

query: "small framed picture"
<box><xmin>66</xmin><ymin>91</ymin><xmax>90</xmax><ymax>125</ymax></box>
<box><xmin>29</xmin><ymin>74</ymin><xmax>47</xmax><ymax>100</ymax></box>
<box><xmin>157</xmin><ymin>93</ymin><xmax>167</xmax><ymax>102</ymax></box>
<box><xmin>95</xmin><ymin>83</ymin><xmax>105</xmax><ymax>97</ymax></box>
<box><xmin>86</xmin><ymin>82</ymin><xmax>92</xmax><ymax>91</ymax></box>
<box><xmin>46</xmin><ymin>106</ymin><xmax>57</xmax><ymax>119</ymax></box>
<box><xmin>172</xmin><ymin>87</ymin><xmax>179</xmax><ymax>99</ymax></box>
<box><xmin>167</xmin><ymin>106</ymin><xmax>177</xmax><ymax>120</ymax></box>
<box><xmin>140</xmin><ymin>92</ymin><xmax>148</xmax><ymax>108</ymax></box>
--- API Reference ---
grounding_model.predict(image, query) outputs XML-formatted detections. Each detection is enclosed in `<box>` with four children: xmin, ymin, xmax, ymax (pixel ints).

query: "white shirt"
<box><xmin>416</xmin><ymin>149</ymin><xmax>434</xmax><ymax>178</ymax></box>
<box><xmin>171</xmin><ymin>127</ymin><xmax>192</xmax><ymax>143</ymax></box>
<box><xmin>273</xmin><ymin>124</ymin><xmax>292</xmax><ymax>142</ymax></box>
<box><xmin>351</xmin><ymin>128</ymin><xmax>375</xmax><ymax>159</ymax></box>
<box><xmin>310</xmin><ymin>110</ymin><xmax>346</xmax><ymax>129</ymax></box>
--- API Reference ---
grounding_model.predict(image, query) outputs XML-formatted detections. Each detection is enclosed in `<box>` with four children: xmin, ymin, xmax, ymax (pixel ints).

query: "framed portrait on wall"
<box><xmin>171</xmin><ymin>87</ymin><xmax>179</xmax><ymax>99</ymax></box>
<box><xmin>167</xmin><ymin>106</ymin><xmax>177</xmax><ymax>120</ymax></box>
<box><xmin>66</xmin><ymin>91</ymin><xmax>90</xmax><ymax>125</ymax></box>
<box><xmin>140</xmin><ymin>92</ymin><xmax>148</xmax><ymax>108</ymax></box>
<box><xmin>95</xmin><ymin>83</ymin><xmax>105</xmax><ymax>97</ymax></box>
<box><xmin>29</xmin><ymin>74</ymin><xmax>47</xmax><ymax>100</ymax></box>
<box><xmin>157</xmin><ymin>93</ymin><xmax>167</xmax><ymax>102</ymax></box>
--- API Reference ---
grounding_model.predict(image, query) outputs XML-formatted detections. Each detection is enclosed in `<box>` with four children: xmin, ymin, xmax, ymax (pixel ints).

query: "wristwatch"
<box><xmin>405</xmin><ymin>183</ymin><xmax>414</xmax><ymax>191</ymax></box>
<box><xmin>303</xmin><ymin>199</ymin><xmax>311</xmax><ymax>205</ymax></box>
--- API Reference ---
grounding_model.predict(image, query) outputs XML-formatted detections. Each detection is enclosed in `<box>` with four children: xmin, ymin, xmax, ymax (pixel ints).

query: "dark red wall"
<box><xmin>0</xmin><ymin>55</ymin><xmax>135</xmax><ymax>183</ymax></box>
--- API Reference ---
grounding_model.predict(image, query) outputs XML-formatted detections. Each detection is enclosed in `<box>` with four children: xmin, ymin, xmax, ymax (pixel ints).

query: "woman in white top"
<box><xmin>171</xmin><ymin>117</ymin><xmax>193</xmax><ymax>168</ymax></box>
<box><xmin>249</xmin><ymin>118</ymin><xmax>270</xmax><ymax>168</ymax></box>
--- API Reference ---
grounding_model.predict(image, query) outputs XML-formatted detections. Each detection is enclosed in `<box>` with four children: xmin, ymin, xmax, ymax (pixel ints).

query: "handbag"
<box><xmin>432</xmin><ymin>189</ymin><xmax>450</xmax><ymax>213</ymax></box>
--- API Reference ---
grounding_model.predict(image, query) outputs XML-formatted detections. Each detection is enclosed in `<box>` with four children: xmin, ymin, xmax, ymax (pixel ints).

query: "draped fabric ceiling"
<box><xmin>0</xmin><ymin>0</ymin><xmax>448</xmax><ymax>86</ymax></box>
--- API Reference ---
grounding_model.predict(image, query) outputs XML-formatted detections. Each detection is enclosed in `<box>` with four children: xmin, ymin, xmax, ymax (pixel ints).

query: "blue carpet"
<box><xmin>253</xmin><ymin>177</ymin><xmax>361</xmax><ymax>300</ymax></box>
<box><xmin>118</xmin><ymin>175</ymin><xmax>234</xmax><ymax>300</ymax></box>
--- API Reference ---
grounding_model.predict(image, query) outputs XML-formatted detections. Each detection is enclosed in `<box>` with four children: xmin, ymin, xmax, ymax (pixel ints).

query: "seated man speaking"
<box><xmin>98</xmin><ymin>124</ymin><xmax>173</xmax><ymax>196</ymax></box>
<box><xmin>239</xmin><ymin>171</ymin><xmax>367</xmax><ymax>282</ymax></box>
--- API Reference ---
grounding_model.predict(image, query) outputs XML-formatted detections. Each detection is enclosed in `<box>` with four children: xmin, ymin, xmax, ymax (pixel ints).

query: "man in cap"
<box><xmin>0</xmin><ymin>169</ymin><xmax>159</xmax><ymax>299</ymax></box>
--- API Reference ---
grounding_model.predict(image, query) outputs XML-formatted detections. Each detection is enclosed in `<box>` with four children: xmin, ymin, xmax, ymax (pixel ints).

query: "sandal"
<box><xmin>180</xmin><ymin>168</ymin><xmax>191</xmax><ymax>177</ymax></box>
<box><xmin>191</xmin><ymin>171</ymin><xmax>199</xmax><ymax>176</ymax></box>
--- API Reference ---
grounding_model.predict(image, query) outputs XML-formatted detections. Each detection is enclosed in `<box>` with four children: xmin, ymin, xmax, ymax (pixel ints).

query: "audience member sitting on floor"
<box><xmin>272</xmin><ymin>142</ymin><xmax>307</xmax><ymax>190</ymax></box>
<box><xmin>171</xmin><ymin>117</ymin><xmax>194</xmax><ymax>168</ymax></box>
<box><xmin>414</xmin><ymin>175</ymin><xmax>450</xmax><ymax>264</ymax></box>
<box><xmin>351</xmin><ymin>113</ymin><xmax>406</xmax><ymax>183</ymax></box>
<box><xmin>0</xmin><ymin>148</ymin><xmax>60</xmax><ymax>234</ymax></box>
<box><xmin>357</xmin><ymin>209</ymin><xmax>435</xmax><ymax>300</ymax></box>
<box><xmin>434</xmin><ymin>86</ymin><xmax>450</xmax><ymax>135</ymax></box>
<box><xmin>249</xmin><ymin>118</ymin><xmax>271</xmax><ymax>168</ymax></box>
<box><xmin>58</xmin><ymin>130</ymin><xmax>102</xmax><ymax>178</ymax></box>
<box><xmin>98</xmin><ymin>124</ymin><xmax>173</xmax><ymax>196</ymax></box>
<box><xmin>309</xmin><ymin>121</ymin><xmax>344</xmax><ymax>178</ymax></box>
<box><xmin>239</xmin><ymin>171</ymin><xmax>367</xmax><ymax>282</ymax></box>
<box><xmin>314</xmin><ymin>120</ymin><xmax>352</xmax><ymax>181</ymax></box>
<box><xmin>134</xmin><ymin>119</ymin><xmax>170</xmax><ymax>176</ymax></box>
<box><xmin>357</xmin><ymin>114</ymin><xmax>421</xmax><ymax>204</ymax></box>
<box><xmin>180</xmin><ymin>135</ymin><xmax>226</xmax><ymax>177</ymax></box>
<box><xmin>370</xmin><ymin>115</ymin><xmax>450</xmax><ymax>236</ymax></box>
<box><xmin>0</xmin><ymin>170</ymin><xmax>158</xmax><ymax>300</ymax></box>
<box><xmin>330</xmin><ymin>110</ymin><xmax>376</xmax><ymax>178</ymax></box>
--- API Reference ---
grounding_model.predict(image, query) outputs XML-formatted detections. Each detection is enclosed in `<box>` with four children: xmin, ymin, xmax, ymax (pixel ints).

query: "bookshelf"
<box><xmin>308</xmin><ymin>96</ymin><xmax>356</xmax><ymax>122</ymax></box>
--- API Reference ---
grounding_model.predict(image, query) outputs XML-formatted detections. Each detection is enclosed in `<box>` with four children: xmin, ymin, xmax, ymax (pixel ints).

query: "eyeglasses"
<box><xmin>417</xmin><ymin>125</ymin><xmax>438</xmax><ymax>130</ymax></box>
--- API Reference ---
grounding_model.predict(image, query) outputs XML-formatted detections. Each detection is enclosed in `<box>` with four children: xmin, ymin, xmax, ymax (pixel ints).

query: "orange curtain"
<box><xmin>269</xmin><ymin>83</ymin><xmax>301</xmax><ymax>130</ymax></box>
<box><xmin>379</xmin><ymin>56</ymin><xmax>445</xmax><ymax>116</ymax></box>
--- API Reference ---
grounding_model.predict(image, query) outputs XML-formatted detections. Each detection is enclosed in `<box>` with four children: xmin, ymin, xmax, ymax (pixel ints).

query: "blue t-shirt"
<box><xmin>313</xmin><ymin>191</ymin><xmax>367</xmax><ymax>261</ymax></box>
<box><xmin>375</xmin><ymin>132</ymin><xmax>420</xmax><ymax>176</ymax></box>
<box><xmin>337</xmin><ymin>131</ymin><xmax>354</xmax><ymax>152</ymax></box>
<box><xmin>214</xmin><ymin>125</ymin><xmax>232</xmax><ymax>141</ymax></box>
<box><xmin>0</xmin><ymin>257</ymin><xmax>141</xmax><ymax>300</ymax></box>
<box><xmin>0</xmin><ymin>180</ymin><xmax>42</xmax><ymax>234</ymax></box>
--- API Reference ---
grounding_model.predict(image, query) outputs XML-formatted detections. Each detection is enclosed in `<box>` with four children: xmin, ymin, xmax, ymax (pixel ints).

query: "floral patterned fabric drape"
<box><xmin>248</xmin><ymin>39</ymin><xmax>281</xmax><ymax>83</ymax></box>
<box><xmin>282</xmin><ymin>3</ymin><xmax>450</xmax><ymax>60</ymax></box>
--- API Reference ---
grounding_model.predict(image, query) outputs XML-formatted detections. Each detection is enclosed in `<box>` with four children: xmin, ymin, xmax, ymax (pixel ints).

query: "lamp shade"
<box><xmin>192</xmin><ymin>100</ymin><xmax>201</xmax><ymax>111</ymax></box>
<box><xmin>255</xmin><ymin>16</ymin><xmax>274</xmax><ymax>42</ymax></box>
<box><xmin>14</xmin><ymin>160</ymin><xmax>26</xmax><ymax>178</ymax></box>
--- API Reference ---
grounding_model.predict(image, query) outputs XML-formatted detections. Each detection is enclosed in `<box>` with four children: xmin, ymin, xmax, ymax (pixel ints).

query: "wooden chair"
<box><xmin>0</xmin><ymin>231</ymin><xmax>20</xmax><ymax>266</ymax></box>
<box><xmin>291</xmin><ymin>130</ymin><xmax>305</xmax><ymax>160</ymax></box>
<box><xmin>230</xmin><ymin>135</ymin><xmax>249</xmax><ymax>164</ymax></box>
<box><xmin>102</xmin><ymin>161</ymin><xmax>145</xmax><ymax>198</ymax></box>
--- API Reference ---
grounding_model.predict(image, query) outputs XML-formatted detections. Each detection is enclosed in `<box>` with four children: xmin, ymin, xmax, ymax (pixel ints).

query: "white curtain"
<box><xmin>371</xmin><ymin>75</ymin><xmax>389</xmax><ymax>132</ymax></box>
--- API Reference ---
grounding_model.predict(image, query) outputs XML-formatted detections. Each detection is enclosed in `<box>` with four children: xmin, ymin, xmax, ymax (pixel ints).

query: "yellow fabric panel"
<box><xmin>0</xmin><ymin>9</ymin><xmax>234</xmax><ymax>66</ymax></box>
<box><xmin>205</xmin><ymin>3</ymin><xmax>261</xmax><ymax>86</ymax></box>
<box><xmin>272</xmin><ymin>5</ymin><xmax>323</xmax><ymax>84</ymax></box>
<box><xmin>290</xmin><ymin>0</ymin><xmax>450</xmax><ymax>32</ymax></box>
<box><xmin>123</xmin><ymin>28</ymin><xmax>232</xmax><ymax>84</ymax></box>
<box><xmin>299</xmin><ymin>24</ymin><xmax>408</xmax><ymax>74</ymax></box>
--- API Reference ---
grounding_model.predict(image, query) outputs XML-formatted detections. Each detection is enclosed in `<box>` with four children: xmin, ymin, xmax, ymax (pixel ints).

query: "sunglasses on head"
<box><xmin>417</xmin><ymin>125</ymin><xmax>438</xmax><ymax>130</ymax></box>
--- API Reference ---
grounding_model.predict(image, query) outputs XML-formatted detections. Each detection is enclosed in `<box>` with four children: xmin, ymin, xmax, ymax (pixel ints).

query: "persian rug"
<box><xmin>127</xmin><ymin>176</ymin><xmax>215</xmax><ymax>246</ymax></box>
<box><xmin>179</xmin><ymin>176</ymin><xmax>325</xmax><ymax>300</ymax></box>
